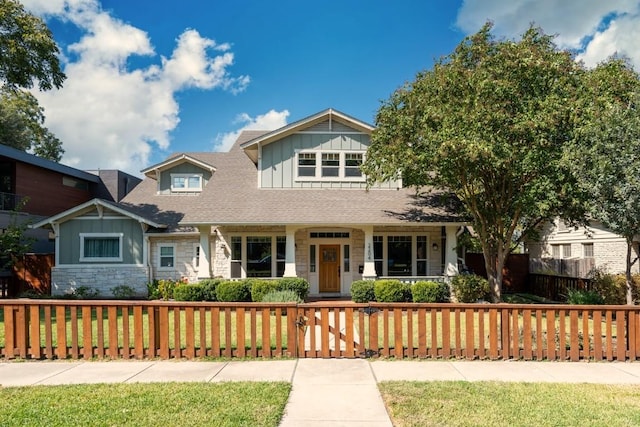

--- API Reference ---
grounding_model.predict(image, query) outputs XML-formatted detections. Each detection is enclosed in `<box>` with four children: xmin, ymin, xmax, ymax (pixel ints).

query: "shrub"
<box><xmin>62</xmin><ymin>286</ymin><xmax>99</xmax><ymax>300</ymax></box>
<box><xmin>111</xmin><ymin>285</ymin><xmax>136</xmax><ymax>299</ymax></box>
<box><xmin>199</xmin><ymin>278</ymin><xmax>223</xmax><ymax>301</ymax></box>
<box><xmin>565</xmin><ymin>289</ymin><xmax>605</xmax><ymax>305</ymax></box>
<box><xmin>277</xmin><ymin>278</ymin><xmax>310</xmax><ymax>301</ymax></box>
<box><xmin>147</xmin><ymin>280</ymin><xmax>160</xmax><ymax>300</ymax></box>
<box><xmin>350</xmin><ymin>280</ymin><xmax>376</xmax><ymax>302</ymax></box>
<box><xmin>173</xmin><ymin>283</ymin><xmax>205</xmax><ymax>301</ymax></box>
<box><xmin>450</xmin><ymin>274</ymin><xmax>490</xmax><ymax>303</ymax></box>
<box><xmin>156</xmin><ymin>279</ymin><xmax>178</xmax><ymax>300</ymax></box>
<box><xmin>374</xmin><ymin>279</ymin><xmax>411</xmax><ymax>302</ymax></box>
<box><xmin>250</xmin><ymin>279</ymin><xmax>280</xmax><ymax>302</ymax></box>
<box><xmin>216</xmin><ymin>280</ymin><xmax>251</xmax><ymax>302</ymax></box>
<box><xmin>262</xmin><ymin>289</ymin><xmax>303</xmax><ymax>303</ymax></box>
<box><xmin>412</xmin><ymin>280</ymin><xmax>449</xmax><ymax>303</ymax></box>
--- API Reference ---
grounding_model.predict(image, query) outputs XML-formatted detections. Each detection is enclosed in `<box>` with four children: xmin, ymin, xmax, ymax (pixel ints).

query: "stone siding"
<box><xmin>51</xmin><ymin>265</ymin><xmax>149</xmax><ymax>297</ymax></box>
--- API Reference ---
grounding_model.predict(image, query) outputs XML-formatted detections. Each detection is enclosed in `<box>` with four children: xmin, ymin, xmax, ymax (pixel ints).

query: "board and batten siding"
<box><xmin>260</xmin><ymin>130</ymin><xmax>399</xmax><ymax>189</ymax></box>
<box><xmin>57</xmin><ymin>217</ymin><xmax>144</xmax><ymax>265</ymax></box>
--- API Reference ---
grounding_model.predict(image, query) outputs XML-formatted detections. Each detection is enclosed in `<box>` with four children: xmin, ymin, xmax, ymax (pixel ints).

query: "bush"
<box><xmin>155</xmin><ymin>279</ymin><xmax>178</xmax><ymax>300</ymax></box>
<box><xmin>374</xmin><ymin>279</ymin><xmax>411</xmax><ymax>302</ymax></box>
<box><xmin>450</xmin><ymin>274</ymin><xmax>490</xmax><ymax>303</ymax></box>
<box><xmin>61</xmin><ymin>286</ymin><xmax>99</xmax><ymax>300</ymax></box>
<box><xmin>250</xmin><ymin>279</ymin><xmax>280</xmax><ymax>302</ymax></box>
<box><xmin>216</xmin><ymin>280</ymin><xmax>251</xmax><ymax>302</ymax></box>
<box><xmin>412</xmin><ymin>280</ymin><xmax>449</xmax><ymax>303</ymax></box>
<box><xmin>173</xmin><ymin>283</ymin><xmax>205</xmax><ymax>301</ymax></box>
<box><xmin>199</xmin><ymin>278</ymin><xmax>223</xmax><ymax>301</ymax></box>
<box><xmin>277</xmin><ymin>278</ymin><xmax>310</xmax><ymax>301</ymax></box>
<box><xmin>147</xmin><ymin>280</ymin><xmax>160</xmax><ymax>300</ymax></box>
<box><xmin>111</xmin><ymin>285</ymin><xmax>136</xmax><ymax>299</ymax></box>
<box><xmin>262</xmin><ymin>289</ymin><xmax>303</xmax><ymax>303</ymax></box>
<box><xmin>565</xmin><ymin>289</ymin><xmax>605</xmax><ymax>305</ymax></box>
<box><xmin>350</xmin><ymin>280</ymin><xmax>376</xmax><ymax>302</ymax></box>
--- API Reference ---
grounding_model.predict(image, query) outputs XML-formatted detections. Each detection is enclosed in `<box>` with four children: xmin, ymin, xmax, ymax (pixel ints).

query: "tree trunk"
<box><xmin>626</xmin><ymin>238</ymin><xmax>634</xmax><ymax>305</ymax></box>
<box><xmin>483</xmin><ymin>248</ymin><xmax>506</xmax><ymax>303</ymax></box>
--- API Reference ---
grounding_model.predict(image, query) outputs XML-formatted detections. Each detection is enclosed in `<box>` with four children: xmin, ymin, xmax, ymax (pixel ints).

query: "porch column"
<box><xmin>283</xmin><ymin>225</ymin><xmax>298</xmax><ymax>277</ymax></box>
<box><xmin>362</xmin><ymin>226</ymin><xmax>377</xmax><ymax>280</ymax></box>
<box><xmin>198</xmin><ymin>225</ymin><xmax>212</xmax><ymax>279</ymax></box>
<box><xmin>445</xmin><ymin>225</ymin><xmax>459</xmax><ymax>277</ymax></box>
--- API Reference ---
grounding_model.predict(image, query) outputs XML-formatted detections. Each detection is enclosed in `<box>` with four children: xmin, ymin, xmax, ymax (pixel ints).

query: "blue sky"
<box><xmin>21</xmin><ymin>0</ymin><xmax>640</xmax><ymax>176</ymax></box>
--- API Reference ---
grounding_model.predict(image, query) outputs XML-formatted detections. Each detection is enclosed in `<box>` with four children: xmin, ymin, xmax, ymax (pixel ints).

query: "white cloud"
<box><xmin>213</xmin><ymin>109</ymin><xmax>290</xmax><ymax>152</ymax></box>
<box><xmin>21</xmin><ymin>0</ymin><xmax>249</xmax><ymax>174</ymax></box>
<box><xmin>456</xmin><ymin>0</ymin><xmax>640</xmax><ymax>69</ymax></box>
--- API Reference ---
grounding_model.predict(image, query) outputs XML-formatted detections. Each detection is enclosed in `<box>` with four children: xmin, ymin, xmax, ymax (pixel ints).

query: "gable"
<box><xmin>157</xmin><ymin>162</ymin><xmax>214</xmax><ymax>195</ymax></box>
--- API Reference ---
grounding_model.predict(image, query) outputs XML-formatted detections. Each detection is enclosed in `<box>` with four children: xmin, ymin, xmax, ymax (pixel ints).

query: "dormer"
<box><xmin>141</xmin><ymin>154</ymin><xmax>216</xmax><ymax>195</ymax></box>
<box><xmin>238</xmin><ymin>108</ymin><xmax>400</xmax><ymax>189</ymax></box>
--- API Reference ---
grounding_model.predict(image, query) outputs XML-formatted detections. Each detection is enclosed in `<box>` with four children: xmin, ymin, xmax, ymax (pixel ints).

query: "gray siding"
<box><xmin>58</xmin><ymin>217</ymin><xmax>144</xmax><ymax>265</ymax></box>
<box><xmin>260</xmin><ymin>132</ymin><xmax>399</xmax><ymax>189</ymax></box>
<box><xmin>158</xmin><ymin>163</ymin><xmax>213</xmax><ymax>194</ymax></box>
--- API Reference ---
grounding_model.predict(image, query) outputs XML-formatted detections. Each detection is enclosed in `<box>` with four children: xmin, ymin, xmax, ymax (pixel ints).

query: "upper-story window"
<box><xmin>171</xmin><ymin>173</ymin><xmax>203</xmax><ymax>192</ymax></box>
<box><xmin>296</xmin><ymin>151</ymin><xmax>365</xmax><ymax>181</ymax></box>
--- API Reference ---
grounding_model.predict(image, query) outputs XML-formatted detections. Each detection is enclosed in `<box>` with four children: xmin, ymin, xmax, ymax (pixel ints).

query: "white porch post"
<box><xmin>198</xmin><ymin>225</ymin><xmax>212</xmax><ymax>279</ymax></box>
<box><xmin>362</xmin><ymin>226</ymin><xmax>377</xmax><ymax>280</ymax></box>
<box><xmin>283</xmin><ymin>226</ymin><xmax>298</xmax><ymax>277</ymax></box>
<box><xmin>445</xmin><ymin>225</ymin><xmax>459</xmax><ymax>277</ymax></box>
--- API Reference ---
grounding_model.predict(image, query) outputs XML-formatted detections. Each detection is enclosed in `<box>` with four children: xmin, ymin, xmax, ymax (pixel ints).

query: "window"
<box><xmin>277</xmin><ymin>236</ymin><xmax>286</xmax><ymax>277</ymax></box>
<box><xmin>63</xmin><ymin>176</ymin><xmax>89</xmax><ymax>191</ymax></box>
<box><xmin>193</xmin><ymin>244</ymin><xmax>200</xmax><ymax>268</ymax></box>
<box><xmin>159</xmin><ymin>245</ymin><xmax>175</xmax><ymax>268</ymax></box>
<box><xmin>373</xmin><ymin>236</ymin><xmax>383</xmax><ymax>276</ymax></box>
<box><xmin>417</xmin><ymin>236</ymin><xmax>428</xmax><ymax>276</ymax></box>
<box><xmin>321</xmin><ymin>153</ymin><xmax>340</xmax><ymax>177</ymax></box>
<box><xmin>298</xmin><ymin>153</ymin><xmax>316</xmax><ymax>177</ymax></box>
<box><xmin>231</xmin><ymin>236</ymin><xmax>242</xmax><ymax>278</ymax></box>
<box><xmin>344</xmin><ymin>245</ymin><xmax>350</xmax><ymax>273</ymax></box>
<box><xmin>80</xmin><ymin>233</ymin><xmax>123</xmax><ymax>262</ymax></box>
<box><xmin>310</xmin><ymin>245</ymin><xmax>316</xmax><ymax>273</ymax></box>
<box><xmin>388</xmin><ymin>236</ymin><xmax>412</xmax><ymax>276</ymax></box>
<box><xmin>583</xmin><ymin>243</ymin><xmax>594</xmax><ymax>258</ymax></box>
<box><xmin>247</xmin><ymin>236</ymin><xmax>272</xmax><ymax>277</ymax></box>
<box><xmin>562</xmin><ymin>244</ymin><xmax>572</xmax><ymax>258</ymax></box>
<box><xmin>171</xmin><ymin>174</ymin><xmax>203</xmax><ymax>192</ymax></box>
<box><xmin>344</xmin><ymin>153</ymin><xmax>363</xmax><ymax>177</ymax></box>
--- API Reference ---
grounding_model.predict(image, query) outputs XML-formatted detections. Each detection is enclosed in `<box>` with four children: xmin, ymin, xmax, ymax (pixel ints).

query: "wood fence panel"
<box><xmin>29</xmin><ymin>305</ymin><xmax>41</xmax><ymax>359</ymax></box>
<box><xmin>262</xmin><ymin>307</ymin><xmax>271</xmax><ymax>358</ymax></box>
<box><xmin>134</xmin><ymin>305</ymin><xmax>144</xmax><ymax>359</ymax></box>
<box><xmin>69</xmin><ymin>306</ymin><xmax>79</xmax><ymax>359</ymax></box>
<box><xmin>617</xmin><ymin>310</ymin><xmax>626</xmax><ymax>361</ymax></box>
<box><xmin>236</xmin><ymin>307</ymin><xmax>246</xmax><ymax>358</ymax></box>
<box><xmin>55</xmin><ymin>305</ymin><xmax>66</xmax><ymax>359</ymax></box>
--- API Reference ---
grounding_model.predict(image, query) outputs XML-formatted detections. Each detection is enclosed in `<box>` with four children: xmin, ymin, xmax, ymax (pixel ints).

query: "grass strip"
<box><xmin>0</xmin><ymin>382</ymin><xmax>290</xmax><ymax>427</ymax></box>
<box><xmin>379</xmin><ymin>381</ymin><xmax>640</xmax><ymax>426</ymax></box>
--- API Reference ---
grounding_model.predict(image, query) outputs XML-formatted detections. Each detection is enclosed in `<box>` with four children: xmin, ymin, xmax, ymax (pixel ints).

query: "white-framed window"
<box><xmin>562</xmin><ymin>244</ymin><xmax>572</xmax><ymax>258</ymax></box>
<box><xmin>170</xmin><ymin>173</ymin><xmax>203</xmax><ymax>192</ymax></box>
<box><xmin>193</xmin><ymin>244</ymin><xmax>200</xmax><ymax>269</ymax></box>
<box><xmin>80</xmin><ymin>233</ymin><xmax>123</xmax><ymax>262</ymax></box>
<box><xmin>295</xmin><ymin>150</ymin><xmax>365</xmax><ymax>181</ymax></box>
<box><xmin>583</xmin><ymin>243</ymin><xmax>594</xmax><ymax>258</ymax></box>
<box><xmin>551</xmin><ymin>244</ymin><xmax>561</xmax><ymax>258</ymax></box>
<box><xmin>158</xmin><ymin>244</ymin><xmax>176</xmax><ymax>268</ymax></box>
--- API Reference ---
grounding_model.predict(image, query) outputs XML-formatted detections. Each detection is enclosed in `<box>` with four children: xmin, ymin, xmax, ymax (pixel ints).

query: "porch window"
<box><xmin>193</xmin><ymin>244</ymin><xmax>200</xmax><ymax>269</ymax></box>
<box><xmin>310</xmin><ymin>245</ymin><xmax>316</xmax><ymax>273</ymax></box>
<box><xmin>159</xmin><ymin>245</ymin><xmax>175</xmax><ymax>268</ymax></box>
<box><xmin>231</xmin><ymin>236</ymin><xmax>242</xmax><ymax>278</ymax></box>
<box><xmin>417</xmin><ymin>236</ymin><xmax>428</xmax><ymax>276</ymax></box>
<box><xmin>344</xmin><ymin>245</ymin><xmax>350</xmax><ymax>273</ymax></box>
<box><xmin>247</xmin><ymin>236</ymin><xmax>272</xmax><ymax>277</ymax></box>
<box><xmin>80</xmin><ymin>233</ymin><xmax>123</xmax><ymax>262</ymax></box>
<box><xmin>388</xmin><ymin>236</ymin><xmax>412</xmax><ymax>276</ymax></box>
<box><xmin>373</xmin><ymin>236</ymin><xmax>383</xmax><ymax>276</ymax></box>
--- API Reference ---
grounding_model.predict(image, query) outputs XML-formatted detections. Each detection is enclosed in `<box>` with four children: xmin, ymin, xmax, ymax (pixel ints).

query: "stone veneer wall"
<box><xmin>51</xmin><ymin>265</ymin><xmax>149</xmax><ymax>297</ymax></box>
<box><xmin>150</xmin><ymin>237</ymin><xmax>201</xmax><ymax>282</ymax></box>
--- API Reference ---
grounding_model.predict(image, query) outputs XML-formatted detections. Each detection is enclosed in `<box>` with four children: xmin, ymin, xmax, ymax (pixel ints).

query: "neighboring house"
<box><xmin>34</xmin><ymin>109</ymin><xmax>466</xmax><ymax>298</ymax></box>
<box><xmin>0</xmin><ymin>144</ymin><xmax>141</xmax><ymax>297</ymax></box>
<box><xmin>526</xmin><ymin>218</ymin><xmax>640</xmax><ymax>278</ymax></box>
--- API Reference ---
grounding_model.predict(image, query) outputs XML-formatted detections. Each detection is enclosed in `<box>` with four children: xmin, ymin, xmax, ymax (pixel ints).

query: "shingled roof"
<box><xmin>119</xmin><ymin>129</ymin><xmax>464</xmax><ymax>230</ymax></box>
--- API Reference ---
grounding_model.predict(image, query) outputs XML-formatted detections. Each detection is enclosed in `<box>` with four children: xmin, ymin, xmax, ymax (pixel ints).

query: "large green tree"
<box><xmin>0</xmin><ymin>0</ymin><xmax>65</xmax><ymax>161</ymax></box>
<box><xmin>362</xmin><ymin>23</ymin><xmax>587</xmax><ymax>302</ymax></box>
<box><xmin>573</xmin><ymin>58</ymin><xmax>640</xmax><ymax>304</ymax></box>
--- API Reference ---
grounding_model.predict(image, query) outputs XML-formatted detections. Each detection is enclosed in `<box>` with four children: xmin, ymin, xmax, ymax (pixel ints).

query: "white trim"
<box><xmin>79</xmin><ymin>233</ymin><xmax>124</xmax><ymax>262</ymax></box>
<box><xmin>158</xmin><ymin>243</ymin><xmax>177</xmax><ymax>270</ymax></box>
<box><xmin>54</xmin><ymin>263</ymin><xmax>144</xmax><ymax>268</ymax></box>
<box><xmin>294</xmin><ymin>150</ymin><xmax>366</xmax><ymax>182</ymax></box>
<box><xmin>170</xmin><ymin>173</ymin><xmax>203</xmax><ymax>192</ymax></box>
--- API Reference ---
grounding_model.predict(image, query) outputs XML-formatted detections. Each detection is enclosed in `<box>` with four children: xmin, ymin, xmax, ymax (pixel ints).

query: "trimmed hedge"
<box><xmin>216</xmin><ymin>280</ymin><xmax>251</xmax><ymax>302</ymax></box>
<box><xmin>412</xmin><ymin>280</ymin><xmax>449</xmax><ymax>303</ymax></box>
<box><xmin>174</xmin><ymin>284</ymin><xmax>205</xmax><ymax>301</ymax></box>
<box><xmin>450</xmin><ymin>273</ymin><xmax>490</xmax><ymax>303</ymax></box>
<box><xmin>198</xmin><ymin>278</ymin><xmax>223</xmax><ymax>301</ymax></box>
<box><xmin>374</xmin><ymin>279</ymin><xmax>411</xmax><ymax>302</ymax></box>
<box><xmin>350</xmin><ymin>280</ymin><xmax>376</xmax><ymax>302</ymax></box>
<box><xmin>250</xmin><ymin>279</ymin><xmax>280</xmax><ymax>302</ymax></box>
<box><xmin>278</xmin><ymin>278</ymin><xmax>310</xmax><ymax>301</ymax></box>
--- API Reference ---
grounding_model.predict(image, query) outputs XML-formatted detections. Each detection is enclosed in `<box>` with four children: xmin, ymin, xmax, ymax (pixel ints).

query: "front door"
<box><xmin>319</xmin><ymin>245</ymin><xmax>340</xmax><ymax>293</ymax></box>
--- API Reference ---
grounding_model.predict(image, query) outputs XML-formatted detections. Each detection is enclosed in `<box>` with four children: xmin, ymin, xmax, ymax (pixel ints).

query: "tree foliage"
<box><xmin>362</xmin><ymin>23</ymin><xmax>587</xmax><ymax>301</ymax></box>
<box><xmin>0</xmin><ymin>0</ymin><xmax>66</xmax><ymax>161</ymax></box>
<box><xmin>571</xmin><ymin>58</ymin><xmax>640</xmax><ymax>304</ymax></box>
<box><xmin>0</xmin><ymin>199</ymin><xmax>33</xmax><ymax>269</ymax></box>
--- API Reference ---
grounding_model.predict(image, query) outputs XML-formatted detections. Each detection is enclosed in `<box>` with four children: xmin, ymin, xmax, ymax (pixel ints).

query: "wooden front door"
<box><xmin>319</xmin><ymin>245</ymin><xmax>340</xmax><ymax>293</ymax></box>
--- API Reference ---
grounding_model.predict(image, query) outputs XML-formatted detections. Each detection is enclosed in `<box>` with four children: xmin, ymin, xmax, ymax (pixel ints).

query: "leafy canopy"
<box><xmin>362</xmin><ymin>23</ymin><xmax>586</xmax><ymax>301</ymax></box>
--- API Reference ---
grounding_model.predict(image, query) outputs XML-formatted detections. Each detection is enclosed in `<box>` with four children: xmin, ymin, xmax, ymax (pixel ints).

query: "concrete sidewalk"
<box><xmin>3</xmin><ymin>359</ymin><xmax>640</xmax><ymax>426</ymax></box>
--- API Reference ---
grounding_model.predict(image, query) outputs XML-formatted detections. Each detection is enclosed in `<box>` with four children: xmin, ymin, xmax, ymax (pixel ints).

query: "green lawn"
<box><xmin>0</xmin><ymin>382</ymin><xmax>291</xmax><ymax>427</ymax></box>
<box><xmin>379</xmin><ymin>381</ymin><xmax>640</xmax><ymax>426</ymax></box>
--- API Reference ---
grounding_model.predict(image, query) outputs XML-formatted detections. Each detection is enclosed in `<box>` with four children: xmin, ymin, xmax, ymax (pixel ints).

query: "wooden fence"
<box><xmin>527</xmin><ymin>273</ymin><xmax>592</xmax><ymax>301</ymax></box>
<box><xmin>2</xmin><ymin>300</ymin><xmax>640</xmax><ymax>361</ymax></box>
